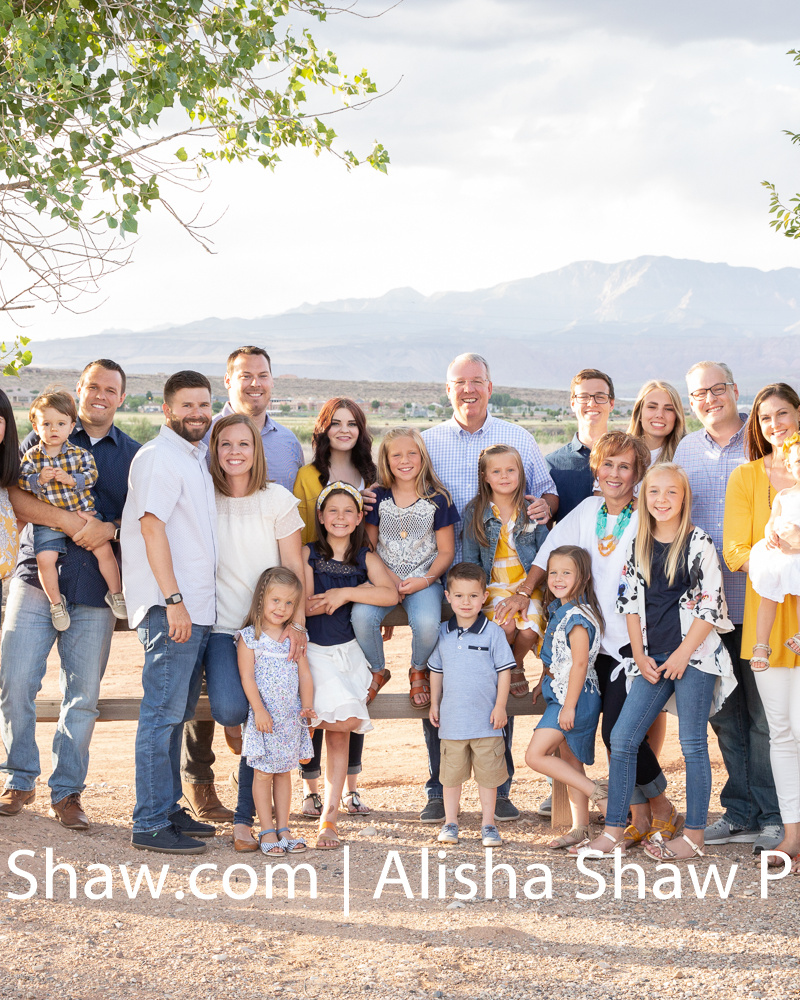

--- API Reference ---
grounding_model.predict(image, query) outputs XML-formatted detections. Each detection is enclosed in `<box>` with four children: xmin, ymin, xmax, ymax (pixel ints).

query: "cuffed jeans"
<box><xmin>351</xmin><ymin>583</ymin><xmax>444</xmax><ymax>672</ymax></box>
<box><xmin>190</xmin><ymin>630</ymin><xmax>256</xmax><ymax>825</ymax></box>
<box><xmin>133</xmin><ymin>606</ymin><xmax>211</xmax><ymax>833</ymax></box>
<box><xmin>0</xmin><ymin>578</ymin><xmax>114</xmax><ymax>802</ymax></box>
<box><xmin>608</xmin><ymin>660</ymin><xmax>717</xmax><ymax>831</ymax></box>
<box><xmin>423</xmin><ymin>717</ymin><xmax>513</xmax><ymax>800</ymax></box>
<box><xmin>711</xmin><ymin>626</ymin><xmax>780</xmax><ymax>829</ymax></box>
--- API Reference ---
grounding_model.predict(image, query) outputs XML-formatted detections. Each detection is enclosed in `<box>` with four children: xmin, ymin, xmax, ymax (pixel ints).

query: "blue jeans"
<box><xmin>201</xmin><ymin>630</ymin><xmax>255</xmax><ymax>825</ymax></box>
<box><xmin>0</xmin><ymin>578</ymin><xmax>114</xmax><ymax>801</ymax></box>
<box><xmin>33</xmin><ymin>523</ymin><xmax>67</xmax><ymax>555</ymax></box>
<box><xmin>711</xmin><ymin>626</ymin><xmax>780</xmax><ymax>829</ymax></box>
<box><xmin>608</xmin><ymin>660</ymin><xmax>718</xmax><ymax>831</ymax></box>
<box><xmin>351</xmin><ymin>583</ymin><xmax>444</xmax><ymax>671</ymax></box>
<box><xmin>133</xmin><ymin>606</ymin><xmax>211</xmax><ymax>833</ymax></box>
<box><xmin>423</xmin><ymin>717</ymin><xmax>513</xmax><ymax>800</ymax></box>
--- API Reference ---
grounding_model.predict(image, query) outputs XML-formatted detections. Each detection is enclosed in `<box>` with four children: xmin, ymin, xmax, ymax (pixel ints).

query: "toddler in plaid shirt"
<box><xmin>19</xmin><ymin>388</ymin><xmax>127</xmax><ymax>631</ymax></box>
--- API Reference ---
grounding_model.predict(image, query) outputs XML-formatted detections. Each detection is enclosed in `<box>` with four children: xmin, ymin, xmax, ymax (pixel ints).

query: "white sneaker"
<box><xmin>104</xmin><ymin>591</ymin><xmax>128</xmax><ymax>620</ymax></box>
<box><xmin>50</xmin><ymin>599</ymin><xmax>70</xmax><ymax>631</ymax></box>
<box><xmin>703</xmin><ymin>817</ymin><xmax>759</xmax><ymax>844</ymax></box>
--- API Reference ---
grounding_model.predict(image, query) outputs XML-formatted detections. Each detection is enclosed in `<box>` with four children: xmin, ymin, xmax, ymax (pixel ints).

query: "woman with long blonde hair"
<box><xmin>627</xmin><ymin>380</ymin><xmax>686</xmax><ymax>465</ymax></box>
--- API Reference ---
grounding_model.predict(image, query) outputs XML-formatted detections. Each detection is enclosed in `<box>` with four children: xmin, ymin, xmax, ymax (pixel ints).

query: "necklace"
<box><xmin>596</xmin><ymin>499</ymin><xmax>634</xmax><ymax>557</ymax></box>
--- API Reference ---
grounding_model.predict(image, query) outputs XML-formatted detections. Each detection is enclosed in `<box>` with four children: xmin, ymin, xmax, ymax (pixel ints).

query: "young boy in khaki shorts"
<box><xmin>428</xmin><ymin>562</ymin><xmax>514</xmax><ymax>847</ymax></box>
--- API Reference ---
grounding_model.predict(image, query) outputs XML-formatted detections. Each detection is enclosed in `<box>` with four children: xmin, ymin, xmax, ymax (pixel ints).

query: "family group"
<box><xmin>0</xmin><ymin>350</ymin><xmax>797</xmax><ymax>871</ymax></box>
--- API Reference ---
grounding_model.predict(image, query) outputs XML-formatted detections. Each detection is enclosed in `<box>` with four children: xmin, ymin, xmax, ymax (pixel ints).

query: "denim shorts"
<box><xmin>33</xmin><ymin>523</ymin><xmax>67</xmax><ymax>555</ymax></box>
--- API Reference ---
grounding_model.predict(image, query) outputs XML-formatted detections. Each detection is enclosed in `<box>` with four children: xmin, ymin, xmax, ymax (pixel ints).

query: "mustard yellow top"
<box><xmin>723</xmin><ymin>459</ymin><xmax>799</xmax><ymax>668</ymax></box>
<box><xmin>293</xmin><ymin>463</ymin><xmax>325</xmax><ymax>546</ymax></box>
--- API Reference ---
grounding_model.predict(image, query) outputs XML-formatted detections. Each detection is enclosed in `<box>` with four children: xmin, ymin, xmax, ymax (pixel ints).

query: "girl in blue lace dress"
<box><xmin>303</xmin><ymin>482</ymin><xmax>398</xmax><ymax>849</ymax></box>
<box><xmin>238</xmin><ymin>567</ymin><xmax>316</xmax><ymax>856</ymax></box>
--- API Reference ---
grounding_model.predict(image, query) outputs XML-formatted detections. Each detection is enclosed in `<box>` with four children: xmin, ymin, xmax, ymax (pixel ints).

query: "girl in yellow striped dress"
<box><xmin>462</xmin><ymin>445</ymin><xmax>549</xmax><ymax>697</ymax></box>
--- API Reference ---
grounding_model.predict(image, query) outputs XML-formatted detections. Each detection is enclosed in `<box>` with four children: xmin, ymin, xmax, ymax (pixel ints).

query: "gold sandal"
<box><xmin>751</xmin><ymin>643</ymin><xmax>772</xmax><ymax>672</ymax></box>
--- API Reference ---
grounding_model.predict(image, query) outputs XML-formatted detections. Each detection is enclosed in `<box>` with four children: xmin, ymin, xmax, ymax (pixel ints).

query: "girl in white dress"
<box><xmin>749</xmin><ymin>433</ymin><xmax>800</xmax><ymax>669</ymax></box>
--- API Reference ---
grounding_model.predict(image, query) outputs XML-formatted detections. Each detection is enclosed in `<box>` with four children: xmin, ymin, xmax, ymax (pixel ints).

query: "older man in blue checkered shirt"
<box><xmin>418</xmin><ymin>353</ymin><xmax>557</xmax><ymax>825</ymax></box>
<box><xmin>673</xmin><ymin>360</ymin><xmax>781</xmax><ymax>855</ymax></box>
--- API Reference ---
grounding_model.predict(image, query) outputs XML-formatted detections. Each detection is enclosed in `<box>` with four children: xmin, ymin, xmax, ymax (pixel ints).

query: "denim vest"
<box><xmin>462</xmin><ymin>504</ymin><xmax>548</xmax><ymax>577</ymax></box>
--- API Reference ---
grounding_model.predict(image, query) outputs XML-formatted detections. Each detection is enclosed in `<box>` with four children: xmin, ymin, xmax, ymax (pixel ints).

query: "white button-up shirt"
<box><xmin>121</xmin><ymin>425</ymin><xmax>218</xmax><ymax>628</ymax></box>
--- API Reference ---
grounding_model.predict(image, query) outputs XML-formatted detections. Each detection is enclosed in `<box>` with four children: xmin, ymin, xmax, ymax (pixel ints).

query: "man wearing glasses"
<box><xmin>545</xmin><ymin>368</ymin><xmax>615</xmax><ymax>520</ymax></box>
<box><xmin>674</xmin><ymin>360</ymin><xmax>781</xmax><ymax>855</ymax></box>
<box><xmin>419</xmin><ymin>353</ymin><xmax>558</xmax><ymax>825</ymax></box>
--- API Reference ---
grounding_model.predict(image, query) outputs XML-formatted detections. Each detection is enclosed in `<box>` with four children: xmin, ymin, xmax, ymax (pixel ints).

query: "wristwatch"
<box><xmin>113</xmin><ymin>525</ymin><xmax>121</xmax><ymax>542</ymax></box>
<box><xmin>165</xmin><ymin>593</ymin><xmax>183</xmax><ymax>605</ymax></box>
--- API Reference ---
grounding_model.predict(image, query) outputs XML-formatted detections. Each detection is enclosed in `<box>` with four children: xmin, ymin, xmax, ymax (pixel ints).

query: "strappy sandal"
<box><xmin>751</xmin><ymin>643</ymin><xmax>772</xmax><ymax>672</ymax></box>
<box><xmin>315</xmin><ymin>820</ymin><xmax>341</xmax><ymax>850</ymax></box>
<box><xmin>784</xmin><ymin>633</ymin><xmax>800</xmax><ymax>656</ymax></box>
<box><xmin>408</xmin><ymin>667</ymin><xmax>431</xmax><ymax>709</ymax></box>
<box><xmin>366</xmin><ymin>668</ymin><xmax>391</xmax><ymax>706</ymax></box>
<box><xmin>277</xmin><ymin>827</ymin><xmax>307</xmax><ymax>854</ymax></box>
<box><xmin>647</xmin><ymin>804</ymin><xmax>684</xmax><ymax>843</ymax></box>
<box><xmin>258</xmin><ymin>828</ymin><xmax>287</xmax><ymax>856</ymax></box>
<box><xmin>342</xmin><ymin>790</ymin><xmax>370</xmax><ymax>815</ymax></box>
<box><xmin>547</xmin><ymin>825</ymin><xmax>590</xmax><ymax>851</ymax></box>
<box><xmin>509</xmin><ymin>666</ymin><xmax>530</xmax><ymax>698</ymax></box>
<box><xmin>588</xmin><ymin>779</ymin><xmax>609</xmax><ymax>810</ymax></box>
<box><xmin>623</xmin><ymin>822</ymin><xmax>650</xmax><ymax>849</ymax></box>
<box><xmin>301</xmin><ymin>792</ymin><xmax>323</xmax><ymax>817</ymax></box>
<box><xmin>569</xmin><ymin>829</ymin><xmax>626</xmax><ymax>858</ymax></box>
<box><xmin>644</xmin><ymin>831</ymin><xmax>705</xmax><ymax>862</ymax></box>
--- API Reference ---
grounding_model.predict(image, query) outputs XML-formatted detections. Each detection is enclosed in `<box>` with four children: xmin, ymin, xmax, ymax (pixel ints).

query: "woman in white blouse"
<box><xmin>205</xmin><ymin>413</ymin><xmax>306</xmax><ymax>852</ymax></box>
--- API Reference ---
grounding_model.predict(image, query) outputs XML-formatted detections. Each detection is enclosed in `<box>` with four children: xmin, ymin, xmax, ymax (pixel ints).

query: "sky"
<box><xmin>12</xmin><ymin>0</ymin><xmax>800</xmax><ymax>343</ymax></box>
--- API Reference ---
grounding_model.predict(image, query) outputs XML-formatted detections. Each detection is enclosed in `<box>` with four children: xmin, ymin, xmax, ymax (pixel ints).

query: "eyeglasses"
<box><xmin>688</xmin><ymin>382</ymin><xmax>734</xmax><ymax>401</ymax></box>
<box><xmin>449</xmin><ymin>378</ymin><xmax>488</xmax><ymax>390</ymax></box>
<box><xmin>572</xmin><ymin>392</ymin><xmax>611</xmax><ymax>405</ymax></box>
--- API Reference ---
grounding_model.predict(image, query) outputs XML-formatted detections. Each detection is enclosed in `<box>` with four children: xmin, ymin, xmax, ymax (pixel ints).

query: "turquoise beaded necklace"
<box><xmin>595</xmin><ymin>499</ymin><xmax>634</xmax><ymax>556</ymax></box>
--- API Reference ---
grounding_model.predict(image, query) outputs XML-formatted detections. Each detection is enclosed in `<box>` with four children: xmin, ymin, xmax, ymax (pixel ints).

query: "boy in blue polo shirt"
<box><xmin>428</xmin><ymin>562</ymin><xmax>514</xmax><ymax>847</ymax></box>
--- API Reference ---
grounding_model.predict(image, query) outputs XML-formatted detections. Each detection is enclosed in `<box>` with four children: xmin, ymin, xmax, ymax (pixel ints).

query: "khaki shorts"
<box><xmin>440</xmin><ymin>736</ymin><xmax>508</xmax><ymax>789</ymax></box>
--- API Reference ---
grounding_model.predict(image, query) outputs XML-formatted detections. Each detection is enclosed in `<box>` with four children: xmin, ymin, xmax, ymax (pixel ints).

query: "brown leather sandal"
<box><xmin>409</xmin><ymin>667</ymin><xmax>431</xmax><ymax>708</ymax></box>
<box><xmin>509</xmin><ymin>666</ymin><xmax>529</xmax><ymax>698</ymax></box>
<box><xmin>366</xmin><ymin>668</ymin><xmax>391</xmax><ymax>706</ymax></box>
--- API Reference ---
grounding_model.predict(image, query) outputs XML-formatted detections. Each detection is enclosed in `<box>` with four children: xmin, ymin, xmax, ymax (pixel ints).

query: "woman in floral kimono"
<box><xmin>572</xmin><ymin>463</ymin><xmax>735</xmax><ymax>861</ymax></box>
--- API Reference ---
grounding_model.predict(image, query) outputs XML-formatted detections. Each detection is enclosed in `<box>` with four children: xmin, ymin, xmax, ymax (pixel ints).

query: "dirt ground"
<box><xmin>0</xmin><ymin>629</ymin><xmax>798</xmax><ymax>1000</ymax></box>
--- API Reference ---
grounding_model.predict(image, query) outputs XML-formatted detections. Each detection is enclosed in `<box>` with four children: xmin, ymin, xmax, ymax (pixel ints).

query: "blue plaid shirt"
<box><xmin>672</xmin><ymin>418</ymin><xmax>748</xmax><ymax>623</ymax></box>
<box><xmin>14</xmin><ymin>422</ymin><xmax>141</xmax><ymax>608</ymax></box>
<box><xmin>422</xmin><ymin>414</ymin><xmax>557</xmax><ymax>562</ymax></box>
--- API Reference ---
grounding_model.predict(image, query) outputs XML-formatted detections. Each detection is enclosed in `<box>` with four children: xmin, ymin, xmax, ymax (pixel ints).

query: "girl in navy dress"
<box><xmin>302</xmin><ymin>483</ymin><xmax>397</xmax><ymax>849</ymax></box>
<box><xmin>524</xmin><ymin>545</ymin><xmax>605</xmax><ymax>850</ymax></box>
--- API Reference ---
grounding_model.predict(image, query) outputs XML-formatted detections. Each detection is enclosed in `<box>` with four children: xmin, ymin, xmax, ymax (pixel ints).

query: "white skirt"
<box><xmin>307</xmin><ymin>638</ymin><xmax>373</xmax><ymax>735</ymax></box>
<box><xmin>749</xmin><ymin>537</ymin><xmax>800</xmax><ymax>603</ymax></box>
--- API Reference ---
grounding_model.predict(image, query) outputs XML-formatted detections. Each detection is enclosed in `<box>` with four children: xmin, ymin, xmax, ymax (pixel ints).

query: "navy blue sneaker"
<box><xmin>494</xmin><ymin>797</ymin><xmax>520</xmax><ymax>822</ymax></box>
<box><xmin>168</xmin><ymin>807</ymin><xmax>216</xmax><ymax>838</ymax></box>
<box><xmin>131</xmin><ymin>824</ymin><xmax>207</xmax><ymax>854</ymax></box>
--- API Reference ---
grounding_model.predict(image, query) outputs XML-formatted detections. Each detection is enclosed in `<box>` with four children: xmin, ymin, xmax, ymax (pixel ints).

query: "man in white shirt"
<box><xmin>123</xmin><ymin>371</ymin><xmax>219</xmax><ymax>854</ymax></box>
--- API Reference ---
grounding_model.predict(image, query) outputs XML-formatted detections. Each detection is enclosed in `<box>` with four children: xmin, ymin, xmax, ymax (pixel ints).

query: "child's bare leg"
<box><xmin>443</xmin><ymin>784</ymin><xmax>461</xmax><ymax>826</ymax></box>
<box><xmin>272</xmin><ymin>771</ymin><xmax>292</xmax><ymax>837</ymax></box>
<box><xmin>36</xmin><ymin>551</ymin><xmax>62</xmax><ymax>606</ymax></box>
<box><xmin>478</xmin><ymin>784</ymin><xmax>498</xmax><ymax>828</ymax></box>
<box><xmin>93</xmin><ymin>540</ymin><xmax>122</xmax><ymax>594</ymax></box>
<box><xmin>526</xmin><ymin>729</ymin><xmax>599</xmax><ymax>804</ymax></box>
<box><xmin>559</xmin><ymin>742</ymin><xmax>589</xmax><ymax>827</ymax></box>
<box><xmin>755</xmin><ymin>597</ymin><xmax>778</xmax><ymax>651</ymax></box>
<box><xmin>319</xmin><ymin>730</ymin><xmax>349</xmax><ymax>836</ymax></box>
<box><xmin>252</xmin><ymin>771</ymin><xmax>276</xmax><ymax>837</ymax></box>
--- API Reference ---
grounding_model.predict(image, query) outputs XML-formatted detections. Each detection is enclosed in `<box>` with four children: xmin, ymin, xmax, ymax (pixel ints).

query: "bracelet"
<box><xmin>517</xmin><ymin>588</ymin><xmax>532</xmax><ymax>599</ymax></box>
<box><xmin>290</xmin><ymin>622</ymin><xmax>308</xmax><ymax>634</ymax></box>
<box><xmin>299</xmin><ymin>715</ymin><xmax>314</xmax><ymax>728</ymax></box>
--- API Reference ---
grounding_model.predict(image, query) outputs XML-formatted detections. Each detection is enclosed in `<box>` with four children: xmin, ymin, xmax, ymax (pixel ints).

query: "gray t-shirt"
<box><xmin>428</xmin><ymin>614</ymin><xmax>514</xmax><ymax>740</ymax></box>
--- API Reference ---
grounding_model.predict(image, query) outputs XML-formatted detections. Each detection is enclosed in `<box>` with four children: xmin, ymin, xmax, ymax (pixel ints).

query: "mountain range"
<box><xmin>28</xmin><ymin>255</ymin><xmax>800</xmax><ymax>395</ymax></box>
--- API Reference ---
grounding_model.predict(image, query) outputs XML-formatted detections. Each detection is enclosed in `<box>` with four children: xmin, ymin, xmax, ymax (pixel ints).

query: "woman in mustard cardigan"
<box><xmin>293</xmin><ymin>398</ymin><xmax>378</xmax><ymax>817</ymax></box>
<box><xmin>724</xmin><ymin>382</ymin><xmax>800</xmax><ymax>869</ymax></box>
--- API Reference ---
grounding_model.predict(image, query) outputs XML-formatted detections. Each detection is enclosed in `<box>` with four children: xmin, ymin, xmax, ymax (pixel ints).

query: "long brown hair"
<box><xmin>627</xmin><ymin>380</ymin><xmax>686</xmax><ymax>464</ymax></box>
<box><xmin>311</xmin><ymin>398</ymin><xmax>376</xmax><ymax>488</ymax></box>
<box><xmin>209</xmin><ymin>413</ymin><xmax>268</xmax><ymax>497</ymax></box>
<box><xmin>745</xmin><ymin>383</ymin><xmax>800</xmax><ymax>461</ymax></box>
<box><xmin>376</xmin><ymin>427</ymin><xmax>452</xmax><ymax>502</ymax></box>
<box><xmin>313</xmin><ymin>486</ymin><xmax>368</xmax><ymax>566</ymax></box>
<box><xmin>241</xmin><ymin>566</ymin><xmax>303</xmax><ymax>639</ymax></box>
<box><xmin>542</xmin><ymin>545</ymin><xmax>605</xmax><ymax>633</ymax></box>
<box><xmin>465</xmin><ymin>444</ymin><xmax>529</xmax><ymax>549</ymax></box>
<box><xmin>635</xmin><ymin>463</ymin><xmax>693</xmax><ymax>586</ymax></box>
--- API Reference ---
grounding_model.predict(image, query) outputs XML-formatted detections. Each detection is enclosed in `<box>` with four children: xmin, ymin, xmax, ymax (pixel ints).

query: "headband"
<box><xmin>782</xmin><ymin>431</ymin><xmax>800</xmax><ymax>455</ymax></box>
<box><xmin>316</xmin><ymin>481</ymin><xmax>363</xmax><ymax>511</ymax></box>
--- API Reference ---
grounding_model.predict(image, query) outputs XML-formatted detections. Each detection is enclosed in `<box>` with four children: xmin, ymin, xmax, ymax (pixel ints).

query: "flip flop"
<box><xmin>366</xmin><ymin>669</ymin><xmax>391</xmax><ymax>706</ymax></box>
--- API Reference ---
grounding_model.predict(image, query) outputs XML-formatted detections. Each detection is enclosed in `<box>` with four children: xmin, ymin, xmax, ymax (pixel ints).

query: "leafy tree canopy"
<box><xmin>764</xmin><ymin>48</ymin><xmax>800</xmax><ymax>238</ymax></box>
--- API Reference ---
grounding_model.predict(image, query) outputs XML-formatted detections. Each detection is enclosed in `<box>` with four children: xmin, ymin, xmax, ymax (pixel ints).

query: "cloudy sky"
<box><xmin>15</xmin><ymin>0</ymin><xmax>800</xmax><ymax>342</ymax></box>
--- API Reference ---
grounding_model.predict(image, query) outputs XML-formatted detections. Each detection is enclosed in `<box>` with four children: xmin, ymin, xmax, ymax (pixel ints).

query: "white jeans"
<box><xmin>754</xmin><ymin>667</ymin><xmax>800</xmax><ymax>824</ymax></box>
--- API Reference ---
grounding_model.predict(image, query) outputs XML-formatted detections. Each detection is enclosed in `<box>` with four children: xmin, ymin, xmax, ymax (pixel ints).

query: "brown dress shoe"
<box><xmin>223</xmin><ymin>726</ymin><xmax>243</xmax><ymax>755</ymax></box>
<box><xmin>183</xmin><ymin>783</ymin><xmax>234</xmax><ymax>823</ymax></box>
<box><xmin>0</xmin><ymin>787</ymin><xmax>35</xmax><ymax>816</ymax></box>
<box><xmin>49</xmin><ymin>792</ymin><xmax>89</xmax><ymax>830</ymax></box>
<box><xmin>233</xmin><ymin>833</ymin><xmax>259</xmax><ymax>852</ymax></box>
